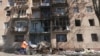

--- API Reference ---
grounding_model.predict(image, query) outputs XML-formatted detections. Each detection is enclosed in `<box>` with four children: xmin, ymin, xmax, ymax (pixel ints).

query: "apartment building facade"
<box><xmin>0</xmin><ymin>0</ymin><xmax>100</xmax><ymax>50</ymax></box>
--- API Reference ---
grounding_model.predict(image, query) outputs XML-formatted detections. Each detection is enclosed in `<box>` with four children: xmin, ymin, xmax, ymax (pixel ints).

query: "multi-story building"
<box><xmin>0</xmin><ymin>0</ymin><xmax>100</xmax><ymax>51</ymax></box>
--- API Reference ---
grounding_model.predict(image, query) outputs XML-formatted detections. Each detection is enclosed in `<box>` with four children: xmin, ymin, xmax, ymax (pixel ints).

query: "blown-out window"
<box><xmin>56</xmin><ymin>34</ymin><xmax>67</xmax><ymax>42</ymax></box>
<box><xmin>76</xmin><ymin>34</ymin><xmax>83</xmax><ymax>42</ymax></box>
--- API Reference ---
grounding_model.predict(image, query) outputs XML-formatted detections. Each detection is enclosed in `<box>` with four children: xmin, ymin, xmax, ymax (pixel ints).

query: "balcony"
<box><xmin>29</xmin><ymin>21</ymin><xmax>50</xmax><ymax>33</ymax></box>
<box><xmin>11</xmin><ymin>21</ymin><xmax>28</xmax><ymax>33</ymax></box>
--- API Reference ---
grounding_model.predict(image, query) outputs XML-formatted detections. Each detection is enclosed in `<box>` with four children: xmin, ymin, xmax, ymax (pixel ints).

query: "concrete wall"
<box><xmin>0</xmin><ymin>0</ymin><xmax>100</xmax><ymax>51</ymax></box>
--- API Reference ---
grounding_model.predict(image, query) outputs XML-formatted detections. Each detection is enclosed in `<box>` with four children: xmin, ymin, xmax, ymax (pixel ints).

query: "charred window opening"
<box><xmin>75</xmin><ymin>19</ymin><xmax>81</xmax><ymax>26</ymax></box>
<box><xmin>41</xmin><ymin>8</ymin><xmax>51</xmax><ymax>18</ymax></box>
<box><xmin>89</xmin><ymin>19</ymin><xmax>95</xmax><ymax>26</ymax></box>
<box><xmin>15</xmin><ymin>35</ymin><xmax>24</xmax><ymax>42</ymax></box>
<box><xmin>6</xmin><ymin>10</ymin><xmax>11</xmax><ymax>16</ymax></box>
<box><xmin>30</xmin><ymin>20</ymin><xmax>50</xmax><ymax>33</ymax></box>
<box><xmin>52</xmin><ymin>18</ymin><xmax>68</xmax><ymax>30</ymax></box>
<box><xmin>91</xmin><ymin>34</ymin><xmax>98</xmax><ymax>42</ymax></box>
<box><xmin>77</xmin><ymin>34</ymin><xmax>83</xmax><ymax>42</ymax></box>
<box><xmin>43</xmin><ymin>20</ymin><xmax>50</xmax><ymax>32</ymax></box>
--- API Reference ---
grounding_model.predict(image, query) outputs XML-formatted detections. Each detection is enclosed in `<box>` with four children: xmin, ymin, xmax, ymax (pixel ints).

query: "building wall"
<box><xmin>0</xmin><ymin>0</ymin><xmax>100</xmax><ymax>51</ymax></box>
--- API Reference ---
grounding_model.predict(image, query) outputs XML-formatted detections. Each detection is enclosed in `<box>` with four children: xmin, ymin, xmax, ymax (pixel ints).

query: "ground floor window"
<box><xmin>56</xmin><ymin>34</ymin><xmax>67</xmax><ymax>42</ymax></box>
<box><xmin>14</xmin><ymin>35</ymin><xmax>24</xmax><ymax>42</ymax></box>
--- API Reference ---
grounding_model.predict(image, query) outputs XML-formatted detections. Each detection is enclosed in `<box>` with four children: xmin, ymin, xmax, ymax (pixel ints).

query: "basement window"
<box><xmin>56</xmin><ymin>34</ymin><xmax>67</xmax><ymax>42</ymax></box>
<box><xmin>91</xmin><ymin>34</ymin><xmax>98</xmax><ymax>42</ymax></box>
<box><xmin>15</xmin><ymin>35</ymin><xmax>24</xmax><ymax>42</ymax></box>
<box><xmin>75</xmin><ymin>19</ymin><xmax>81</xmax><ymax>26</ymax></box>
<box><xmin>77</xmin><ymin>34</ymin><xmax>83</xmax><ymax>42</ymax></box>
<box><xmin>89</xmin><ymin>19</ymin><xmax>95</xmax><ymax>26</ymax></box>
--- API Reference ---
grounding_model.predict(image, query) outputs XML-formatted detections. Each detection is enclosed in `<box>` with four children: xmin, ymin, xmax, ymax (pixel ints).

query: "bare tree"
<box><xmin>92</xmin><ymin>0</ymin><xmax>100</xmax><ymax>23</ymax></box>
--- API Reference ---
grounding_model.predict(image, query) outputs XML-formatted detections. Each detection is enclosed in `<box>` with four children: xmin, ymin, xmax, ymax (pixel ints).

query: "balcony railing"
<box><xmin>52</xmin><ymin>26</ymin><xmax>70</xmax><ymax>32</ymax></box>
<box><xmin>14</xmin><ymin>27</ymin><xmax>27</xmax><ymax>32</ymax></box>
<box><xmin>53</xmin><ymin>0</ymin><xmax>66</xmax><ymax>4</ymax></box>
<box><xmin>14</xmin><ymin>0</ymin><xmax>28</xmax><ymax>3</ymax></box>
<box><xmin>11</xmin><ymin>14</ymin><xmax>28</xmax><ymax>18</ymax></box>
<box><xmin>40</xmin><ymin>3</ymin><xmax>50</xmax><ymax>6</ymax></box>
<box><xmin>53</xmin><ymin>12</ymin><xmax>66</xmax><ymax>16</ymax></box>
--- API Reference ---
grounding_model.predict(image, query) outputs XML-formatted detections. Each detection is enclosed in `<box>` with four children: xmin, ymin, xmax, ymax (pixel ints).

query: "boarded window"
<box><xmin>77</xmin><ymin>34</ymin><xmax>83</xmax><ymax>42</ymax></box>
<box><xmin>75</xmin><ymin>19</ymin><xmax>81</xmax><ymax>26</ymax></box>
<box><xmin>56</xmin><ymin>34</ymin><xmax>67</xmax><ymax>42</ymax></box>
<box><xmin>15</xmin><ymin>35</ymin><xmax>24</xmax><ymax>42</ymax></box>
<box><xmin>89</xmin><ymin>19</ymin><xmax>95</xmax><ymax>26</ymax></box>
<box><xmin>91</xmin><ymin>34</ymin><xmax>98</xmax><ymax>42</ymax></box>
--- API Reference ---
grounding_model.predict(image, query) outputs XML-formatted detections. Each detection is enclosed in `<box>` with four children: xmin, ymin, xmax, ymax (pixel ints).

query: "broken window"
<box><xmin>32</xmin><ymin>10</ymin><xmax>40</xmax><ymax>18</ymax></box>
<box><xmin>86</xmin><ymin>6</ymin><xmax>93</xmax><ymax>12</ymax></box>
<box><xmin>73</xmin><ymin>7</ymin><xmax>79</xmax><ymax>13</ymax></box>
<box><xmin>55</xmin><ymin>7</ymin><xmax>65</xmax><ymax>15</ymax></box>
<box><xmin>75</xmin><ymin>19</ymin><xmax>81</xmax><ymax>26</ymax></box>
<box><xmin>56</xmin><ymin>34</ymin><xmax>67</xmax><ymax>42</ymax></box>
<box><xmin>91</xmin><ymin>34</ymin><xmax>98</xmax><ymax>42</ymax></box>
<box><xmin>89</xmin><ymin>19</ymin><xmax>95</xmax><ymax>26</ymax></box>
<box><xmin>77</xmin><ymin>34</ymin><xmax>83</xmax><ymax>42</ymax></box>
<box><xmin>52</xmin><ymin>18</ymin><xmax>67</xmax><ymax>30</ymax></box>
<box><xmin>41</xmin><ymin>8</ymin><xmax>50</xmax><ymax>18</ymax></box>
<box><xmin>15</xmin><ymin>35</ymin><xmax>24</xmax><ymax>42</ymax></box>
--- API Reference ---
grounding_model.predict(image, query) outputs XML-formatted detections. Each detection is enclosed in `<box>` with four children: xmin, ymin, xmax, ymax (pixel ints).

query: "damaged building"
<box><xmin>0</xmin><ymin>0</ymin><xmax>100</xmax><ymax>51</ymax></box>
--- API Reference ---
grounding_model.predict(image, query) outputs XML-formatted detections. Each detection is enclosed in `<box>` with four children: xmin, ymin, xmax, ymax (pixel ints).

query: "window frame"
<box><xmin>56</xmin><ymin>34</ymin><xmax>67</xmax><ymax>42</ymax></box>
